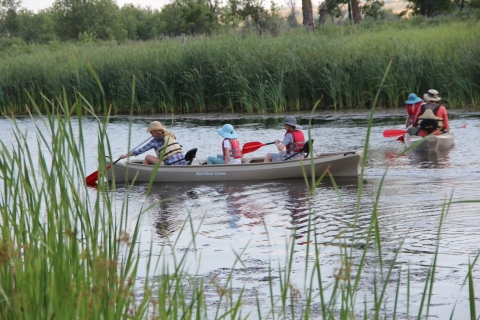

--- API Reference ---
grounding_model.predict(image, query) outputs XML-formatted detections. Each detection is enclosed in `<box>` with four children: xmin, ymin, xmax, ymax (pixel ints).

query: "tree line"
<box><xmin>0</xmin><ymin>0</ymin><xmax>478</xmax><ymax>44</ymax></box>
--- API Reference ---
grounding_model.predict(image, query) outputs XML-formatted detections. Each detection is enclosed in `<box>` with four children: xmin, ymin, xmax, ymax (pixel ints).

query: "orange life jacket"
<box><xmin>285</xmin><ymin>130</ymin><xmax>305</xmax><ymax>155</ymax></box>
<box><xmin>222</xmin><ymin>138</ymin><xmax>242</xmax><ymax>159</ymax></box>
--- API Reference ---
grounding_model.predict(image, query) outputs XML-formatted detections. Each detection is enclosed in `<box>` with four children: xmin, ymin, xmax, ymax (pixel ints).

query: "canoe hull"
<box><xmin>404</xmin><ymin>131</ymin><xmax>454</xmax><ymax>151</ymax></box>
<box><xmin>106</xmin><ymin>150</ymin><xmax>363</xmax><ymax>183</ymax></box>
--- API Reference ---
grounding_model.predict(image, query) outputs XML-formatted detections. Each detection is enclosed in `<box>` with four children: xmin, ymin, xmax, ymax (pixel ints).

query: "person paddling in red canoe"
<box><xmin>264</xmin><ymin>116</ymin><xmax>306</xmax><ymax>163</ymax></box>
<box><xmin>119</xmin><ymin>121</ymin><xmax>188</xmax><ymax>165</ymax></box>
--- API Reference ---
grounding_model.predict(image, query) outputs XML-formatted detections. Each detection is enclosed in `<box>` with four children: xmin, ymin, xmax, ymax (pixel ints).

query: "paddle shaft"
<box><xmin>85</xmin><ymin>137</ymin><xmax>152</xmax><ymax>184</ymax></box>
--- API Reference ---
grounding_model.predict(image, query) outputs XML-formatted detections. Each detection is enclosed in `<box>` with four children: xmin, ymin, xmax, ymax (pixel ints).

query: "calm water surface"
<box><xmin>2</xmin><ymin>110</ymin><xmax>480</xmax><ymax>319</ymax></box>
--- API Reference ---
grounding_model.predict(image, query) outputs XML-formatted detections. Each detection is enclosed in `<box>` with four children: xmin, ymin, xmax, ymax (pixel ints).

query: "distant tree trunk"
<box><xmin>318</xmin><ymin>1</ymin><xmax>327</xmax><ymax>25</ymax></box>
<box><xmin>302</xmin><ymin>0</ymin><xmax>315</xmax><ymax>31</ymax></box>
<box><xmin>351</xmin><ymin>0</ymin><xmax>362</xmax><ymax>24</ymax></box>
<box><xmin>347</xmin><ymin>0</ymin><xmax>352</xmax><ymax>21</ymax></box>
<box><xmin>460</xmin><ymin>0</ymin><xmax>465</xmax><ymax>11</ymax></box>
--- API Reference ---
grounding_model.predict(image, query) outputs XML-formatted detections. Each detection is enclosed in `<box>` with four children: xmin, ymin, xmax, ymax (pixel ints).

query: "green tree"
<box><xmin>226</xmin><ymin>0</ymin><xmax>282</xmax><ymax>35</ymax></box>
<box><xmin>156</xmin><ymin>0</ymin><xmax>219</xmax><ymax>36</ymax></box>
<box><xmin>362</xmin><ymin>0</ymin><xmax>385</xmax><ymax>20</ymax></box>
<box><xmin>320</xmin><ymin>0</ymin><xmax>362</xmax><ymax>23</ymax></box>
<box><xmin>470</xmin><ymin>0</ymin><xmax>480</xmax><ymax>9</ymax></box>
<box><xmin>52</xmin><ymin>0</ymin><xmax>120</xmax><ymax>40</ymax></box>
<box><xmin>0</xmin><ymin>0</ymin><xmax>21</xmax><ymax>37</ymax></box>
<box><xmin>118</xmin><ymin>4</ymin><xmax>141</xmax><ymax>40</ymax></box>
<box><xmin>405</xmin><ymin>0</ymin><xmax>456</xmax><ymax>17</ymax></box>
<box><xmin>16</xmin><ymin>9</ymin><xmax>57</xmax><ymax>43</ymax></box>
<box><xmin>136</xmin><ymin>7</ymin><xmax>159</xmax><ymax>40</ymax></box>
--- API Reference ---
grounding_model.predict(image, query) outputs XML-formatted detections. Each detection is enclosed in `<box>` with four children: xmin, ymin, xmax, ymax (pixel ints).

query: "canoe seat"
<box><xmin>184</xmin><ymin>148</ymin><xmax>197</xmax><ymax>165</ymax></box>
<box><xmin>165</xmin><ymin>148</ymin><xmax>197</xmax><ymax>165</ymax></box>
<box><xmin>284</xmin><ymin>140</ymin><xmax>314</xmax><ymax>160</ymax></box>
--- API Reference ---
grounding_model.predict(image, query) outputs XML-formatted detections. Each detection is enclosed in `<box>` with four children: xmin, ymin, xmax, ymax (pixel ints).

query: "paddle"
<box><xmin>241</xmin><ymin>141</ymin><xmax>275</xmax><ymax>155</ymax></box>
<box><xmin>383</xmin><ymin>129</ymin><xmax>407</xmax><ymax>138</ymax></box>
<box><xmin>85</xmin><ymin>137</ymin><xmax>151</xmax><ymax>186</ymax></box>
<box><xmin>384</xmin><ymin>125</ymin><xmax>466</xmax><ymax>139</ymax></box>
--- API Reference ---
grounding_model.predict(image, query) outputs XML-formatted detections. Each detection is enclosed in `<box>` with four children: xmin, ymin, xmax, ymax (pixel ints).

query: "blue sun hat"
<box><xmin>405</xmin><ymin>93</ymin><xmax>423</xmax><ymax>105</ymax></box>
<box><xmin>217</xmin><ymin>124</ymin><xmax>238</xmax><ymax>138</ymax></box>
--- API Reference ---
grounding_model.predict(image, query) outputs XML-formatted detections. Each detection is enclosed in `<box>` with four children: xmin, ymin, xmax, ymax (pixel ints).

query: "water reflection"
<box><xmin>145</xmin><ymin>178</ymin><xmax>362</xmax><ymax>244</ymax></box>
<box><xmin>384</xmin><ymin>146</ymin><xmax>453</xmax><ymax>169</ymax></box>
<box><xmin>284</xmin><ymin>184</ymin><xmax>313</xmax><ymax>245</ymax></box>
<box><xmin>405</xmin><ymin>146</ymin><xmax>453</xmax><ymax>168</ymax></box>
<box><xmin>147</xmin><ymin>182</ymin><xmax>199</xmax><ymax>239</ymax></box>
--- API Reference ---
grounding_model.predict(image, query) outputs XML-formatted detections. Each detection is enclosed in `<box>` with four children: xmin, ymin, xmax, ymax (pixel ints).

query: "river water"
<box><xmin>2</xmin><ymin>109</ymin><xmax>480</xmax><ymax>319</ymax></box>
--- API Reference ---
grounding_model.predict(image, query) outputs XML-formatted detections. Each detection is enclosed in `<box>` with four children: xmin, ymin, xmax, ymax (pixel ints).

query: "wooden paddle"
<box><xmin>241</xmin><ymin>141</ymin><xmax>276</xmax><ymax>155</ymax></box>
<box><xmin>85</xmin><ymin>137</ymin><xmax>151</xmax><ymax>186</ymax></box>
<box><xmin>383</xmin><ymin>129</ymin><xmax>407</xmax><ymax>138</ymax></box>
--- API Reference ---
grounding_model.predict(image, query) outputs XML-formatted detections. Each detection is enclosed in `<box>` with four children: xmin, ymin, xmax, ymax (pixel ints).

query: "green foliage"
<box><xmin>405</xmin><ymin>0</ymin><xmax>457</xmax><ymax>17</ymax></box>
<box><xmin>156</xmin><ymin>0</ymin><xmax>220</xmax><ymax>36</ymax></box>
<box><xmin>117</xmin><ymin>4</ymin><xmax>160</xmax><ymax>40</ymax></box>
<box><xmin>362</xmin><ymin>0</ymin><xmax>385</xmax><ymax>20</ymax></box>
<box><xmin>0</xmin><ymin>0</ymin><xmax>21</xmax><ymax>37</ymax></box>
<box><xmin>52</xmin><ymin>0</ymin><xmax>121</xmax><ymax>40</ymax></box>
<box><xmin>16</xmin><ymin>9</ymin><xmax>57</xmax><ymax>43</ymax></box>
<box><xmin>0</xmin><ymin>35</ymin><xmax>24</xmax><ymax>49</ymax></box>
<box><xmin>469</xmin><ymin>0</ymin><xmax>480</xmax><ymax>9</ymax></box>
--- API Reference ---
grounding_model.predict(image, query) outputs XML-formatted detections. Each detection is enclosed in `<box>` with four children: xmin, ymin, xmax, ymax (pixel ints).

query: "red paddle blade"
<box><xmin>397</xmin><ymin>135</ymin><xmax>405</xmax><ymax>142</ymax></box>
<box><xmin>241</xmin><ymin>142</ymin><xmax>266</xmax><ymax>155</ymax></box>
<box><xmin>383</xmin><ymin>129</ymin><xmax>407</xmax><ymax>138</ymax></box>
<box><xmin>85</xmin><ymin>165</ymin><xmax>111</xmax><ymax>185</ymax></box>
<box><xmin>85</xmin><ymin>171</ymin><xmax>99</xmax><ymax>185</ymax></box>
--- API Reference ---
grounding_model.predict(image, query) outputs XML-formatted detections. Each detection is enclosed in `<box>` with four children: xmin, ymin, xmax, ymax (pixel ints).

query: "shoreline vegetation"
<box><xmin>0</xmin><ymin>18</ymin><xmax>479</xmax><ymax>115</ymax></box>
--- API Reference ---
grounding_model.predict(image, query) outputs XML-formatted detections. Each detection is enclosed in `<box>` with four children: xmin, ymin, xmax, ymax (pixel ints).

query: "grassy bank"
<box><xmin>0</xmin><ymin>18</ymin><xmax>479</xmax><ymax>115</ymax></box>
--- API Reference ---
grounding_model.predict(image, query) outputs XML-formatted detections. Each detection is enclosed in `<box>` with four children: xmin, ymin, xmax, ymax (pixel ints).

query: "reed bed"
<box><xmin>0</xmin><ymin>18</ymin><xmax>479</xmax><ymax>115</ymax></box>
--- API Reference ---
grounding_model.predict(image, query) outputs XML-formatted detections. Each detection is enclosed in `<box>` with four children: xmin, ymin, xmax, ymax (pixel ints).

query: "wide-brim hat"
<box><xmin>405</xmin><ymin>93</ymin><xmax>422</xmax><ymax>104</ymax></box>
<box><xmin>147</xmin><ymin>121</ymin><xmax>166</xmax><ymax>132</ymax></box>
<box><xmin>217</xmin><ymin>124</ymin><xmax>238</xmax><ymax>138</ymax></box>
<box><xmin>424</xmin><ymin>89</ymin><xmax>441</xmax><ymax>102</ymax></box>
<box><xmin>283</xmin><ymin>116</ymin><xmax>302</xmax><ymax>129</ymax></box>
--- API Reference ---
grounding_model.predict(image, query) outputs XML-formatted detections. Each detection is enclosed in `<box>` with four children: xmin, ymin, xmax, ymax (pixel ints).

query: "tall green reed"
<box><xmin>0</xmin><ymin>100</ymin><xmax>152</xmax><ymax>318</ymax></box>
<box><xmin>0</xmin><ymin>19</ymin><xmax>479</xmax><ymax>115</ymax></box>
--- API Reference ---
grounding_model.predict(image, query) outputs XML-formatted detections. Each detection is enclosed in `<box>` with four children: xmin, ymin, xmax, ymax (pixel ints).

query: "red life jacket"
<box><xmin>285</xmin><ymin>130</ymin><xmax>305</xmax><ymax>155</ymax></box>
<box><xmin>222</xmin><ymin>138</ymin><xmax>242</xmax><ymax>159</ymax></box>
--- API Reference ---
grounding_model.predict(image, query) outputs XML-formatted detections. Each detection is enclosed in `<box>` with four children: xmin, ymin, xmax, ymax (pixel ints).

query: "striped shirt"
<box><xmin>131</xmin><ymin>139</ymin><xmax>187</xmax><ymax>165</ymax></box>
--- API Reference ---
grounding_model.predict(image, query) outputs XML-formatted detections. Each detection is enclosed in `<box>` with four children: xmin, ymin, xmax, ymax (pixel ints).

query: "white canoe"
<box><xmin>106</xmin><ymin>150</ymin><xmax>363</xmax><ymax>183</ymax></box>
<box><xmin>404</xmin><ymin>131</ymin><xmax>454</xmax><ymax>151</ymax></box>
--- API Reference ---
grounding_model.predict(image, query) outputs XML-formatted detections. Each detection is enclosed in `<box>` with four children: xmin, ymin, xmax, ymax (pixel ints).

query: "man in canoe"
<box><xmin>119</xmin><ymin>121</ymin><xmax>188</xmax><ymax>165</ymax></box>
<box><xmin>207</xmin><ymin>124</ymin><xmax>242</xmax><ymax>165</ymax></box>
<box><xmin>411</xmin><ymin>89</ymin><xmax>450</xmax><ymax>137</ymax></box>
<box><xmin>264</xmin><ymin>116</ymin><xmax>305</xmax><ymax>162</ymax></box>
